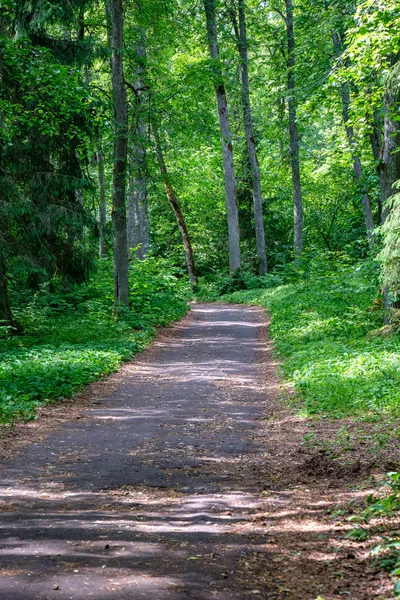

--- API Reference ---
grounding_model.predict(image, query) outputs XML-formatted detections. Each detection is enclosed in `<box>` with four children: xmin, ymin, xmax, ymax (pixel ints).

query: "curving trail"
<box><xmin>0</xmin><ymin>304</ymin><xmax>278</xmax><ymax>599</ymax></box>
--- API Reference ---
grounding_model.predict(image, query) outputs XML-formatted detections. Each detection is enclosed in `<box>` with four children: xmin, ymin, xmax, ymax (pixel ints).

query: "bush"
<box><xmin>195</xmin><ymin>269</ymin><xmax>284</xmax><ymax>300</ymax></box>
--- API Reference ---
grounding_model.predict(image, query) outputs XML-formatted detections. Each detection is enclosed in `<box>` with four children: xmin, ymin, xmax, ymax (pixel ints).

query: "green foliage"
<box><xmin>220</xmin><ymin>255</ymin><xmax>400</xmax><ymax>418</ymax></box>
<box><xmin>343</xmin><ymin>0</ymin><xmax>400</xmax><ymax>119</ymax></box>
<box><xmin>196</xmin><ymin>269</ymin><xmax>284</xmax><ymax>300</ymax></box>
<box><xmin>0</xmin><ymin>258</ymin><xmax>189</xmax><ymax>427</ymax></box>
<box><xmin>348</xmin><ymin>472</ymin><xmax>400</xmax><ymax>595</ymax></box>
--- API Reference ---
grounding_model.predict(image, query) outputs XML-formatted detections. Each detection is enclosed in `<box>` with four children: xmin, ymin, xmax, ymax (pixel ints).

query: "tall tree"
<box><xmin>126</xmin><ymin>40</ymin><xmax>149</xmax><ymax>260</ymax></box>
<box><xmin>152</xmin><ymin>124</ymin><xmax>198</xmax><ymax>284</ymax></box>
<box><xmin>96</xmin><ymin>142</ymin><xmax>108</xmax><ymax>258</ymax></box>
<box><xmin>108</xmin><ymin>0</ymin><xmax>129</xmax><ymax>306</ymax></box>
<box><xmin>369</xmin><ymin>111</ymin><xmax>384</xmax><ymax>222</ymax></box>
<box><xmin>380</xmin><ymin>59</ymin><xmax>400</xmax><ymax>320</ymax></box>
<box><xmin>203</xmin><ymin>0</ymin><xmax>241</xmax><ymax>272</ymax></box>
<box><xmin>284</xmin><ymin>0</ymin><xmax>303</xmax><ymax>257</ymax></box>
<box><xmin>230</xmin><ymin>0</ymin><xmax>268</xmax><ymax>274</ymax></box>
<box><xmin>380</xmin><ymin>65</ymin><xmax>400</xmax><ymax>222</ymax></box>
<box><xmin>332</xmin><ymin>31</ymin><xmax>375</xmax><ymax>250</ymax></box>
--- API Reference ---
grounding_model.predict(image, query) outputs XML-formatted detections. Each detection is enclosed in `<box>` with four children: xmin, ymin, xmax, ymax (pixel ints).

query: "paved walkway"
<box><xmin>0</xmin><ymin>304</ymin><xmax>274</xmax><ymax>599</ymax></box>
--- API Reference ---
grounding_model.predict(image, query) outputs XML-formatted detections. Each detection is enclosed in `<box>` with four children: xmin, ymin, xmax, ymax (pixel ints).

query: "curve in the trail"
<box><xmin>0</xmin><ymin>304</ymin><xmax>275</xmax><ymax>599</ymax></box>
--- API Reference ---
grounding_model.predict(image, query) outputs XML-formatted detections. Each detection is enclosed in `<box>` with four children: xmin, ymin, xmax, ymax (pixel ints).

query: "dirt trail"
<box><xmin>0</xmin><ymin>304</ymin><xmax>393</xmax><ymax>599</ymax></box>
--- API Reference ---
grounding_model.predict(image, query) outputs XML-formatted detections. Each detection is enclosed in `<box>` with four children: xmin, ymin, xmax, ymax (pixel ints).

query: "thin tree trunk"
<box><xmin>284</xmin><ymin>0</ymin><xmax>303</xmax><ymax>257</ymax></box>
<box><xmin>152</xmin><ymin>125</ymin><xmax>197</xmax><ymax>284</ymax></box>
<box><xmin>0</xmin><ymin>253</ymin><xmax>13</xmax><ymax>327</ymax></box>
<box><xmin>230</xmin><ymin>0</ymin><xmax>267</xmax><ymax>275</ymax></box>
<box><xmin>370</xmin><ymin>111</ymin><xmax>383</xmax><ymax>222</ymax></box>
<box><xmin>332</xmin><ymin>32</ymin><xmax>375</xmax><ymax>250</ymax></box>
<box><xmin>127</xmin><ymin>40</ymin><xmax>149</xmax><ymax>260</ymax></box>
<box><xmin>380</xmin><ymin>56</ymin><xmax>400</xmax><ymax>322</ymax></box>
<box><xmin>381</xmin><ymin>90</ymin><xmax>400</xmax><ymax>222</ymax></box>
<box><xmin>127</xmin><ymin>155</ymin><xmax>148</xmax><ymax>259</ymax></box>
<box><xmin>108</xmin><ymin>0</ymin><xmax>129</xmax><ymax>306</ymax></box>
<box><xmin>96</xmin><ymin>143</ymin><xmax>107</xmax><ymax>258</ymax></box>
<box><xmin>203</xmin><ymin>0</ymin><xmax>241</xmax><ymax>272</ymax></box>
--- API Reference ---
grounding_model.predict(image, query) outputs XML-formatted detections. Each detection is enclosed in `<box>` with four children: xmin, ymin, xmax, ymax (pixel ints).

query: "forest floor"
<box><xmin>0</xmin><ymin>303</ymin><xmax>395</xmax><ymax>599</ymax></box>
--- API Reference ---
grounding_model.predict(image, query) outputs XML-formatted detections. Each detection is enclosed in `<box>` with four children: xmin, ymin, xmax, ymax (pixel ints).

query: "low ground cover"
<box><xmin>218</xmin><ymin>258</ymin><xmax>400</xmax><ymax>419</ymax></box>
<box><xmin>0</xmin><ymin>258</ymin><xmax>189</xmax><ymax>427</ymax></box>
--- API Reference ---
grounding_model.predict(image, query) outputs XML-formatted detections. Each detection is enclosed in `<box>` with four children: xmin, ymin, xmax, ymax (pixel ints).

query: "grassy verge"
<box><xmin>0</xmin><ymin>257</ymin><xmax>189</xmax><ymax>427</ymax></box>
<box><xmin>219</xmin><ymin>260</ymin><xmax>400</xmax><ymax>419</ymax></box>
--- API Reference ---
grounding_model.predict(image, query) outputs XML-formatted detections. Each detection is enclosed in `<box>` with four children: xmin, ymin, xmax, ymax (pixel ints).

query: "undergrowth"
<box><xmin>214</xmin><ymin>257</ymin><xmax>400</xmax><ymax>419</ymax></box>
<box><xmin>348</xmin><ymin>472</ymin><xmax>400</xmax><ymax>595</ymax></box>
<box><xmin>0</xmin><ymin>257</ymin><xmax>189</xmax><ymax>427</ymax></box>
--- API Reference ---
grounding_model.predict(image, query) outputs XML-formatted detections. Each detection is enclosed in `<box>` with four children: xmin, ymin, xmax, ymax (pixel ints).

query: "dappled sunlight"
<box><xmin>0</xmin><ymin>476</ymin><xmax>382</xmax><ymax>599</ymax></box>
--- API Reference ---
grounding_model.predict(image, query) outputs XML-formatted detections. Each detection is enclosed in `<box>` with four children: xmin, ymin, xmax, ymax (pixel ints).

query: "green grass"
<box><xmin>0</xmin><ymin>257</ymin><xmax>189</xmax><ymax>427</ymax></box>
<box><xmin>220</xmin><ymin>260</ymin><xmax>400</xmax><ymax>419</ymax></box>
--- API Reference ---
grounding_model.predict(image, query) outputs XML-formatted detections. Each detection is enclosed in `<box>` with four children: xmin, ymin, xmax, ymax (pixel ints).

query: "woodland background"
<box><xmin>0</xmin><ymin>0</ymin><xmax>399</xmax><ymax>433</ymax></box>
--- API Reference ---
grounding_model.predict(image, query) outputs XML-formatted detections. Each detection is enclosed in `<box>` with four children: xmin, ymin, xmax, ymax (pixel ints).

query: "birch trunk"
<box><xmin>203</xmin><ymin>0</ymin><xmax>241</xmax><ymax>272</ymax></box>
<box><xmin>108</xmin><ymin>0</ymin><xmax>129</xmax><ymax>306</ymax></box>
<box><xmin>96</xmin><ymin>144</ymin><xmax>107</xmax><ymax>258</ymax></box>
<box><xmin>127</xmin><ymin>40</ymin><xmax>149</xmax><ymax>259</ymax></box>
<box><xmin>152</xmin><ymin>126</ymin><xmax>198</xmax><ymax>284</ymax></box>
<box><xmin>236</xmin><ymin>0</ymin><xmax>267</xmax><ymax>275</ymax></box>
<box><xmin>332</xmin><ymin>32</ymin><xmax>375</xmax><ymax>250</ymax></box>
<box><xmin>284</xmin><ymin>0</ymin><xmax>303</xmax><ymax>257</ymax></box>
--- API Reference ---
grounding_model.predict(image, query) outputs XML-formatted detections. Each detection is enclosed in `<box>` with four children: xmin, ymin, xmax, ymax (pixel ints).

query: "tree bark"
<box><xmin>108</xmin><ymin>0</ymin><xmax>129</xmax><ymax>306</ymax></box>
<box><xmin>0</xmin><ymin>253</ymin><xmax>13</xmax><ymax>327</ymax></box>
<box><xmin>380</xmin><ymin>56</ymin><xmax>400</xmax><ymax>322</ymax></box>
<box><xmin>332</xmin><ymin>32</ymin><xmax>375</xmax><ymax>250</ymax></box>
<box><xmin>231</xmin><ymin>0</ymin><xmax>267</xmax><ymax>275</ymax></box>
<box><xmin>96</xmin><ymin>143</ymin><xmax>107</xmax><ymax>258</ymax></box>
<box><xmin>381</xmin><ymin>90</ymin><xmax>400</xmax><ymax>222</ymax></box>
<box><xmin>203</xmin><ymin>0</ymin><xmax>241</xmax><ymax>272</ymax></box>
<box><xmin>370</xmin><ymin>111</ymin><xmax>383</xmax><ymax>222</ymax></box>
<box><xmin>284</xmin><ymin>0</ymin><xmax>303</xmax><ymax>258</ymax></box>
<box><xmin>127</xmin><ymin>40</ymin><xmax>149</xmax><ymax>260</ymax></box>
<box><xmin>152</xmin><ymin>125</ymin><xmax>198</xmax><ymax>284</ymax></box>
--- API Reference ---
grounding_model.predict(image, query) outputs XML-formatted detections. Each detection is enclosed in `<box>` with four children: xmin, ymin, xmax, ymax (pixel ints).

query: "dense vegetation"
<box><xmin>0</xmin><ymin>3</ymin><xmax>399</xmax><ymax>422</ymax></box>
<box><xmin>0</xmin><ymin>258</ymin><xmax>189</xmax><ymax>426</ymax></box>
<box><xmin>0</xmin><ymin>1</ymin><xmax>400</xmax><ymax>593</ymax></box>
<box><xmin>219</xmin><ymin>256</ymin><xmax>400</xmax><ymax>419</ymax></box>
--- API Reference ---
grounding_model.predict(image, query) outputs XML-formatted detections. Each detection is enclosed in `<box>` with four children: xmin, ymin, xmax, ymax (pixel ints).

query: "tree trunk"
<box><xmin>108</xmin><ymin>0</ymin><xmax>129</xmax><ymax>306</ymax></box>
<box><xmin>127</xmin><ymin>40</ymin><xmax>149</xmax><ymax>260</ymax></box>
<box><xmin>152</xmin><ymin>125</ymin><xmax>198</xmax><ymax>284</ymax></box>
<box><xmin>127</xmin><ymin>161</ymin><xmax>148</xmax><ymax>259</ymax></box>
<box><xmin>284</xmin><ymin>0</ymin><xmax>303</xmax><ymax>258</ymax></box>
<box><xmin>233</xmin><ymin>0</ymin><xmax>267</xmax><ymax>275</ymax></box>
<box><xmin>370</xmin><ymin>111</ymin><xmax>383</xmax><ymax>222</ymax></box>
<box><xmin>332</xmin><ymin>32</ymin><xmax>375</xmax><ymax>250</ymax></box>
<box><xmin>0</xmin><ymin>253</ymin><xmax>13</xmax><ymax>327</ymax></box>
<box><xmin>96</xmin><ymin>144</ymin><xmax>107</xmax><ymax>258</ymax></box>
<box><xmin>203</xmin><ymin>0</ymin><xmax>241</xmax><ymax>272</ymax></box>
<box><xmin>381</xmin><ymin>90</ymin><xmax>400</xmax><ymax>222</ymax></box>
<box><xmin>380</xmin><ymin>56</ymin><xmax>400</xmax><ymax>322</ymax></box>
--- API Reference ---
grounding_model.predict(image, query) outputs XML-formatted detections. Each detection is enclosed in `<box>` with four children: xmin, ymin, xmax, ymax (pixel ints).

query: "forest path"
<box><xmin>0</xmin><ymin>304</ymin><xmax>281</xmax><ymax>599</ymax></box>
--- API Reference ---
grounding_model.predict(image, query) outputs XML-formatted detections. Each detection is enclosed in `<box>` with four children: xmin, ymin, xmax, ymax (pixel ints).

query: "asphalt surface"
<box><xmin>0</xmin><ymin>304</ymin><xmax>274</xmax><ymax>599</ymax></box>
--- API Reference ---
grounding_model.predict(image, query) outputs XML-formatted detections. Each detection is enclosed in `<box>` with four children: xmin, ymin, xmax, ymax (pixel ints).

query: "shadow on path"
<box><xmin>0</xmin><ymin>304</ymin><xmax>279</xmax><ymax>599</ymax></box>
